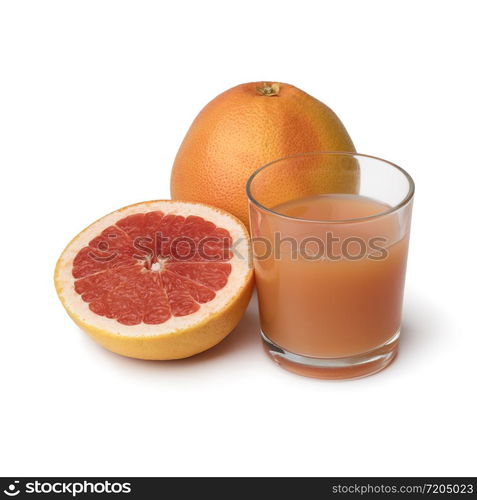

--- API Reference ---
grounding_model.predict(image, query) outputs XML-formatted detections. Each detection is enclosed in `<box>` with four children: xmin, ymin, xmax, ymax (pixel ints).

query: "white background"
<box><xmin>1</xmin><ymin>0</ymin><xmax>476</xmax><ymax>477</ymax></box>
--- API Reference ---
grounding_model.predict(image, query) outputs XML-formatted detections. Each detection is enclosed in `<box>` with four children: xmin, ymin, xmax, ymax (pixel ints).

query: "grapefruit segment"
<box><xmin>165</xmin><ymin>262</ymin><xmax>231</xmax><ymax>290</ymax></box>
<box><xmin>55</xmin><ymin>200</ymin><xmax>253</xmax><ymax>360</ymax></box>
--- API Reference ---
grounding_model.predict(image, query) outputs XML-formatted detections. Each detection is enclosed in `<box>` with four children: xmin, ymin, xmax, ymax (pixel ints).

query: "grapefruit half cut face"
<box><xmin>55</xmin><ymin>201</ymin><xmax>253</xmax><ymax>360</ymax></box>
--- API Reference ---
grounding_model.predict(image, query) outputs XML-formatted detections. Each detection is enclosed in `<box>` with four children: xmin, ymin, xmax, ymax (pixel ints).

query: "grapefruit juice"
<box><xmin>252</xmin><ymin>194</ymin><xmax>409</xmax><ymax>359</ymax></box>
<box><xmin>247</xmin><ymin>152</ymin><xmax>414</xmax><ymax>379</ymax></box>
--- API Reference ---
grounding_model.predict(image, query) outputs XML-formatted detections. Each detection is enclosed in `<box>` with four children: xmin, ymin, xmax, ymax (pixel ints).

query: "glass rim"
<box><xmin>246</xmin><ymin>151</ymin><xmax>415</xmax><ymax>224</ymax></box>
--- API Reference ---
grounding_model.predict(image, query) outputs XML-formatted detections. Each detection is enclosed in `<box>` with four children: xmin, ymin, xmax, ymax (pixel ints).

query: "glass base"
<box><xmin>261</xmin><ymin>330</ymin><xmax>400</xmax><ymax>380</ymax></box>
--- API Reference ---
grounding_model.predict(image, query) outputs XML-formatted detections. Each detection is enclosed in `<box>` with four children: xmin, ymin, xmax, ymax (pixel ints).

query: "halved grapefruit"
<box><xmin>54</xmin><ymin>200</ymin><xmax>253</xmax><ymax>360</ymax></box>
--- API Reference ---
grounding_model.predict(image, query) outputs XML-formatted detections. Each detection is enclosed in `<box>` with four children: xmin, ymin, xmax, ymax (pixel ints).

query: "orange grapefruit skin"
<box><xmin>171</xmin><ymin>82</ymin><xmax>357</xmax><ymax>226</ymax></box>
<box><xmin>54</xmin><ymin>200</ymin><xmax>254</xmax><ymax>360</ymax></box>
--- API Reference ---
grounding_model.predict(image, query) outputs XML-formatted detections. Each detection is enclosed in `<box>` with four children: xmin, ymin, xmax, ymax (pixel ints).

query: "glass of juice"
<box><xmin>246</xmin><ymin>152</ymin><xmax>414</xmax><ymax>379</ymax></box>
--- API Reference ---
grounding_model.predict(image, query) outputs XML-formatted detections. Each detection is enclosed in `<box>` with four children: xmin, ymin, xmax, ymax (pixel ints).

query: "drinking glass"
<box><xmin>246</xmin><ymin>152</ymin><xmax>414</xmax><ymax>379</ymax></box>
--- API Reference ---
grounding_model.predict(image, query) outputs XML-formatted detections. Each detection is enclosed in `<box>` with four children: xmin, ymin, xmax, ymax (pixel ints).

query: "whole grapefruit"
<box><xmin>171</xmin><ymin>82</ymin><xmax>357</xmax><ymax>226</ymax></box>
